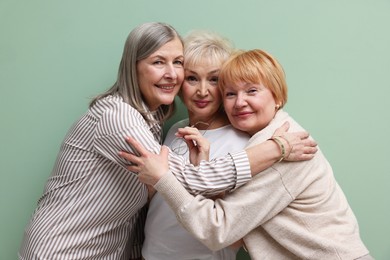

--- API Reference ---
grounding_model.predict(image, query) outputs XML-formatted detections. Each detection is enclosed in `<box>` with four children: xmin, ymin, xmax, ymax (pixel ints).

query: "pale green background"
<box><xmin>1</xmin><ymin>0</ymin><xmax>389</xmax><ymax>259</ymax></box>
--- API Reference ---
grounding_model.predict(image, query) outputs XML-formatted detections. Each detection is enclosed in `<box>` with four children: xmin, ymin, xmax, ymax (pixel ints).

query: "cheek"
<box><xmin>181</xmin><ymin>84</ymin><xmax>193</xmax><ymax>98</ymax></box>
<box><xmin>223</xmin><ymin>101</ymin><xmax>234</xmax><ymax>116</ymax></box>
<box><xmin>137</xmin><ymin>79</ymin><xmax>147</xmax><ymax>96</ymax></box>
<box><xmin>137</xmin><ymin>72</ymin><xmax>152</xmax><ymax>94</ymax></box>
<box><xmin>176</xmin><ymin>68</ymin><xmax>185</xmax><ymax>84</ymax></box>
<box><xmin>210</xmin><ymin>88</ymin><xmax>222</xmax><ymax>102</ymax></box>
<box><xmin>258</xmin><ymin>101</ymin><xmax>277</xmax><ymax>122</ymax></box>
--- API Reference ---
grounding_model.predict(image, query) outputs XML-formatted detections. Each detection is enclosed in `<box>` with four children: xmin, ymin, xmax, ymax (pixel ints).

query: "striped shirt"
<box><xmin>18</xmin><ymin>94</ymin><xmax>251</xmax><ymax>259</ymax></box>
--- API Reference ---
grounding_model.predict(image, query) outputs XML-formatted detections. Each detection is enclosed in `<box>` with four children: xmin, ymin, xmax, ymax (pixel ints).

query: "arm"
<box><xmin>128</xmin><ymin>145</ymin><xmax>296</xmax><ymax>251</ymax></box>
<box><xmin>95</xmin><ymin>101</ymin><xmax>248</xmax><ymax>196</ymax></box>
<box><xmin>122</xmin><ymin>121</ymin><xmax>317</xmax><ymax>186</ymax></box>
<box><xmin>155</xmin><ymin>170</ymin><xmax>294</xmax><ymax>251</ymax></box>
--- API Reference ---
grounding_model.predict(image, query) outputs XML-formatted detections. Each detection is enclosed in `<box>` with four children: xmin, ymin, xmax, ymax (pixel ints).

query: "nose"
<box><xmin>164</xmin><ymin>63</ymin><xmax>178</xmax><ymax>80</ymax></box>
<box><xmin>196</xmin><ymin>80</ymin><xmax>209</xmax><ymax>96</ymax></box>
<box><xmin>235</xmin><ymin>93</ymin><xmax>247</xmax><ymax>108</ymax></box>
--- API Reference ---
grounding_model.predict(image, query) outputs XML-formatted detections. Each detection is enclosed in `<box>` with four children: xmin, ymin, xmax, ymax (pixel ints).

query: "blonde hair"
<box><xmin>178</xmin><ymin>30</ymin><xmax>234</xmax><ymax>104</ymax></box>
<box><xmin>183</xmin><ymin>30</ymin><xmax>234</xmax><ymax>68</ymax></box>
<box><xmin>218</xmin><ymin>49</ymin><xmax>288</xmax><ymax>108</ymax></box>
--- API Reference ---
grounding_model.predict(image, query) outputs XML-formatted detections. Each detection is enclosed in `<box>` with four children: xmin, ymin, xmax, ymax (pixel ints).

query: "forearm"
<box><xmin>168</xmin><ymin>150</ymin><xmax>251</xmax><ymax>196</ymax></box>
<box><xmin>154</xmin><ymin>169</ymin><xmax>293</xmax><ymax>252</ymax></box>
<box><xmin>154</xmin><ymin>173</ymin><xmax>245</xmax><ymax>250</ymax></box>
<box><xmin>154</xmin><ymin>172</ymin><xmax>262</xmax><ymax>251</ymax></box>
<box><xmin>245</xmin><ymin>139</ymin><xmax>281</xmax><ymax>176</ymax></box>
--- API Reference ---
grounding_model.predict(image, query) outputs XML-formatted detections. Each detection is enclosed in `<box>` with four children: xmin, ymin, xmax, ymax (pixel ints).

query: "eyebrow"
<box><xmin>149</xmin><ymin>54</ymin><xmax>184</xmax><ymax>60</ymax></box>
<box><xmin>184</xmin><ymin>69</ymin><xmax>220</xmax><ymax>75</ymax></box>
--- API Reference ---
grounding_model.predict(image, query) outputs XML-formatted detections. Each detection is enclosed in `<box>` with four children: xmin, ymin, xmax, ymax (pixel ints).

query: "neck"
<box><xmin>189</xmin><ymin>111</ymin><xmax>230</xmax><ymax>130</ymax></box>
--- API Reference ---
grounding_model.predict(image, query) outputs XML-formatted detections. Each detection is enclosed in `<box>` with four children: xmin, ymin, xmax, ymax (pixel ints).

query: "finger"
<box><xmin>304</xmin><ymin>146</ymin><xmax>318</xmax><ymax>155</ymax></box>
<box><xmin>293</xmin><ymin>131</ymin><xmax>310</xmax><ymax>140</ymax></box>
<box><xmin>302</xmin><ymin>138</ymin><xmax>317</xmax><ymax>147</ymax></box>
<box><xmin>125</xmin><ymin>136</ymin><xmax>147</xmax><ymax>156</ymax></box>
<box><xmin>300</xmin><ymin>153</ymin><xmax>316</xmax><ymax>160</ymax></box>
<box><xmin>308</xmin><ymin>139</ymin><xmax>317</xmax><ymax>147</ymax></box>
<box><xmin>273</xmin><ymin>121</ymin><xmax>290</xmax><ymax>136</ymax></box>
<box><xmin>187</xmin><ymin>135</ymin><xmax>208</xmax><ymax>148</ymax></box>
<box><xmin>126</xmin><ymin>164</ymin><xmax>141</xmax><ymax>173</ymax></box>
<box><xmin>119</xmin><ymin>151</ymin><xmax>143</xmax><ymax>165</ymax></box>
<box><xmin>177</xmin><ymin>127</ymin><xmax>200</xmax><ymax>136</ymax></box>
<box><xmin>183</xmin><ymin>133</ymin><xmax>202</xmax><ymax>143</ymax></box>
<box><xmin>280</xmin><ymin>121</ymin><xmax>290</xmax><ymax>131</ymax></box>
<box><xmin>183</xmin><ymin>138</ymin><xmax>195</xmax><ymax>150</ymax></box>
<box><xmin>161</xmin><ymin>145</ymin><xmax>170</xmax><ymax>159</ymax></box>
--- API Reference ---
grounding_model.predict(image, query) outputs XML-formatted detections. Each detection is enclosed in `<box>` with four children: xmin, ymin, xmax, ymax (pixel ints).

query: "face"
<box><xmin>181</xmin><ymin>59</ymin><xmax>222</xmax><ymax>126</ymax></box>
<box><xmin>137</xmin><ymin>37</ymin><xmax>184</xmax><ymax>111</ymax></box>
<box><xmin>223</xmin><ymin>81</ymin><xmax>277</xmax><ymax>136</ymax></box>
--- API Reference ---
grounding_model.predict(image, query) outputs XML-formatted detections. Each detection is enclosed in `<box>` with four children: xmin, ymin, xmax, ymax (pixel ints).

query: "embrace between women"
<box><xmin>19</xmin><ymin>21</ymin><xmax>371</xmax><ymax>260</ymax></box>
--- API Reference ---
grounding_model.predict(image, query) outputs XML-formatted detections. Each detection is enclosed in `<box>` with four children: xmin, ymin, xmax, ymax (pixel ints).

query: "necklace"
<box><xmin>171</xmin><ymin>116</ymin><xmax>217</xmax><ymax>156</ymax></box>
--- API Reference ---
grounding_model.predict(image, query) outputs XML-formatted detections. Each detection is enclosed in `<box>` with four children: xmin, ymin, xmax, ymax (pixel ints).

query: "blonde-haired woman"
<box><xmin>142</xmin><ymin>30</ymin><xmax>247</xmax><ymax>260</ymax></box>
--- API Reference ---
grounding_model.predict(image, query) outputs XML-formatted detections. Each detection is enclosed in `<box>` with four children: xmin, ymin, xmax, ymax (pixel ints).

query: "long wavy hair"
<box><xmin>90</xmin><ymin>22</ymin><xmax>183</xmax><ymax>123</ymax></box>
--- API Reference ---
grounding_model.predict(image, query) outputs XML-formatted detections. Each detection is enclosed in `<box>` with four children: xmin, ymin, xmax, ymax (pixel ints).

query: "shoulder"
<box><xmin>219</xmin><ymin>125</ymin><xmax>249</xmax><ymax>138</ymax></box>
<box><xmin>163</xmin><ymin>118</ymin><xmax>189</xmax><ymax>146</ymax></box>
<box><xmin>207</xmin><ymin>125</ymin><xmax>250</xmax><ymax>155</ymax></box>
<box><xmin>92</xmin><ymin>95</ymin><xmax>146</xmax><ymax>131</ymax></box>
<box><xmin>169</xmin><ymin>119</ymin><xmax>189</xmax><ymax>129</ymax></box>
<box><xmin>93</xmin><ymin>95</ymin><xmax>142</xmax><ymax>118</ymax></box>
<box><xmin>247</xmin><ymin>110</ymin><xmax>306</xmax><ymax>146</ymax></box>
<box><xmin>208</xmin><ymin>125</ymin><xmax>249</xmax><ymax>143</ymax></box>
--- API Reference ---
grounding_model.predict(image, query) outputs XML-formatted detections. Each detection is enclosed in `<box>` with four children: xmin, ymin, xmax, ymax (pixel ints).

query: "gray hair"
<box><xmin>90</xmin><ymin>22</ymin><xmax>183</xmax><ymax>123</ymax></box>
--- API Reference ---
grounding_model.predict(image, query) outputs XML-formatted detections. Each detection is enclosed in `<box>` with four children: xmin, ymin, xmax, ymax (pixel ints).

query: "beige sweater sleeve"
<box><xmin>154</xmin><ymin>164</ymin><xmax>295</xmax><ymax>251</ymax></box>
<box><xmin>153</xmin><ymin>110</ymin><xmax>311</xmax><ymax>251</ymax></box>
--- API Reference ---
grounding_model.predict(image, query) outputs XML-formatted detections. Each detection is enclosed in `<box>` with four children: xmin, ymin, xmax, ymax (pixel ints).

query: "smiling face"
<box><xmin>136</xmin><ymin>37</ymin><xmax>184</xmax><ymax>111</ymax></box>
<box><xmin>218</xmin><ymin>49</ymin><xmax>288</xmax><ymax>136</ymax></box>
<box><xmin>223</xmin><ymin>81</ymin><xmax>277</xmax><ymax>136</ymax></box>
<box><xmin>181</xmin><ymin>59</ymin><xmax>223</xmax><ymax>126</ymax></box>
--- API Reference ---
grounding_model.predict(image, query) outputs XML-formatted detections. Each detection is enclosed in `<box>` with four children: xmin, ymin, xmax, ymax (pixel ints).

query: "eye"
<box><xmin>185</xmin><ymin>75</ymin><xmax>198</xmax><ymax>84</ymax></box>
<box><xmin>209</xmin><ymin>76</ymin><xmax>219</xmax><ymax>85</ymax></box>
<box><xmin>225</xmin><ymin>91</ymin><xmax>236</xmax><ymax>98</ymax></box>
<box><xmin>153</xmin><ymin>60</ymin><xmax>164</xmax><ymax>65</ymax></box>
<box><xmin>247</xmin><ymin>88</ymin><xmax>258</xmax><ymax>95</ymax></box>
<box><xmin>174</xmin><ymin>59</ymin><xmax>184</xmax><ymax>66</ymax></box>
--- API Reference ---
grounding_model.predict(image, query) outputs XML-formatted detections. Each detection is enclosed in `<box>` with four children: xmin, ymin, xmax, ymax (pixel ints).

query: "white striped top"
<box><xmin>18</xmin><ymin>94</ymin><xmax>251</xmax><ymax>259</ymax></box>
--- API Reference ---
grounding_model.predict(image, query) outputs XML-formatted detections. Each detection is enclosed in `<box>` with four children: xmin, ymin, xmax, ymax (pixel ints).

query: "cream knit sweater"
<box><xmin>154</xmin><ymin>110</ymin><xmax>370</xmax><ymax>259</ymax></box>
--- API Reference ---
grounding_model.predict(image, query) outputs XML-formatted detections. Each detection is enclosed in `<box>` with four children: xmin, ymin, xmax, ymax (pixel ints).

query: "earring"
<box><xmin>275</xmin><ymin>104</ymin><xmax>280</xmax><ymax>110</ymax></box>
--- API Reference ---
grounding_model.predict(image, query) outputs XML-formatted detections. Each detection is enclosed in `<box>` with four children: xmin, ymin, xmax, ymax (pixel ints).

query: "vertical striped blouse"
<box><xmin>18</xmin><ymin>94</ymin><xmax>251</xmax><ymax>259</ymax></box>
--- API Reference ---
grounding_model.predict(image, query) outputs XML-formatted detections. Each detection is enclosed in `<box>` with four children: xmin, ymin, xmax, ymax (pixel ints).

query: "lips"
<box><xmin>194</xmin><ymin>100</ymin><xmax>209</xmax><ymax>108</ymax></box>
<box><xmin>234</xmin><ymin>111</ymin><xmax>253</xmax><ymax>118</ymax></box>
<box><xmin>156</xmin><ymin>84</ymin><xmax>177</xmax><ymax>92</ymax></box>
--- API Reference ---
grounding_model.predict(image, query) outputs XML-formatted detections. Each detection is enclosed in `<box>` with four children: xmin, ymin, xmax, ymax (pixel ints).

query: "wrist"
<box><xmin>268</xmin><ymin>136</ymin><xmax>286</xmax><ymax>163</ymax></box>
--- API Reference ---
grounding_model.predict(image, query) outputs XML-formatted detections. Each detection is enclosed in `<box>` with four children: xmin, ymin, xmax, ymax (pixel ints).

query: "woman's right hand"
<box><xmin>175</xmin><ymin>126</ymin><xmax>210</xmax><ymax>165</ymax></box>
<box><xmin>272</xmin><ymin>121</ymin><xmax>318</xmax><ymax>161</ymax></box>
<box><xmin>119</xmin><ymin>136</ymin><xmax>170</xmax><ymax>186</ymax></box>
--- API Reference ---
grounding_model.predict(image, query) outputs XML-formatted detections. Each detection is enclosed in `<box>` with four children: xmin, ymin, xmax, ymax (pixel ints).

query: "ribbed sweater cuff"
<box><xmin>229</xmin><ymin>150</ymin><xmax>251</xmax><ymax>189</ymax></box>
<box><xmin>154</xmin><ymin>171</ymin><xmax>194</xmax><ymax>212</ymax></box>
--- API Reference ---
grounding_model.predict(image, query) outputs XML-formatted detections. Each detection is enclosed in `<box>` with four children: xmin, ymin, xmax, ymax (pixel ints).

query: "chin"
<box><xmin>160</xmin><ymin>98</ymin><xmax>175</xmax><ymax>106</ymax></box>
<box><xmin>232</xmin><ymin>123</ymin><xmax>250</xmax><ymax>133</ymax></box>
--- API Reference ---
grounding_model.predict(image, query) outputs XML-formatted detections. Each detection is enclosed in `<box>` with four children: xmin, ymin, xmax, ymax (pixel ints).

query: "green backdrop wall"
<box><xmin>1</xmin><ymin>1</ymin><xmax>389</xmax><ymax>259</ymax></box>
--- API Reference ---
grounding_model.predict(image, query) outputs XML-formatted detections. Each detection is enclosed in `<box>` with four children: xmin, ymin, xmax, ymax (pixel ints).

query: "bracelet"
<box><xmin>268</xmin><ymin>136</ymin><xmax>285</xmax><ymax>163</ymax></box>
<box><xmin>277</xmin><ymin>135</ymin><xmax>292</xmax><ymax>158</ymax></box>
